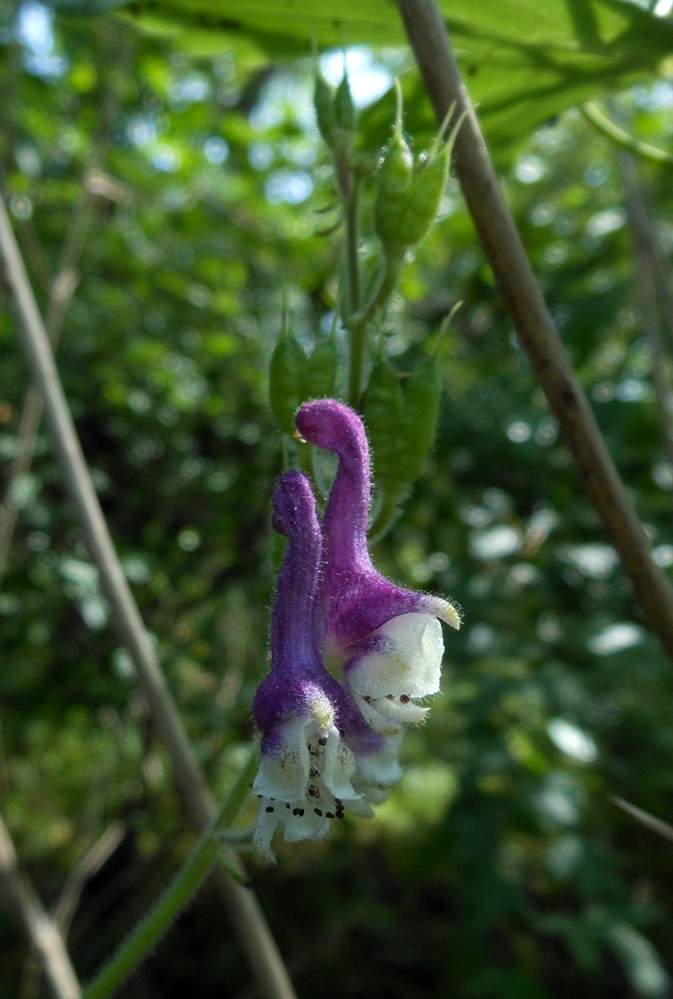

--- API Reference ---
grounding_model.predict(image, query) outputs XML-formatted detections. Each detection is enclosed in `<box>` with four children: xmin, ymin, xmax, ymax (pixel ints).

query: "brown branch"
<box><xmin>0</xmin><ymin>812</ymin><xmax>81</xmax><ymax>999</ymax></box>
<box><xmin>397</xmin><ymin>0</ymin><xmax>673</xmax><ymax>661</ymax></box>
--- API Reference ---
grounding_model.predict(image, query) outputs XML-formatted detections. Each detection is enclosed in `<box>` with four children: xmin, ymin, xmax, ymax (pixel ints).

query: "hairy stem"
<box><xmin>0</xmin><ymin>194</ymin><xmax>297</xmax><ymax>999</ymax></box>
<box><xmin>397</xmin><ymin>0</ymin><xmax>673</xmax><ymax>661</ymax></box>
<box><xmin>347</xmin><ymin>255</ymin><xmax>400</xmax><ymax>408</ymax></box>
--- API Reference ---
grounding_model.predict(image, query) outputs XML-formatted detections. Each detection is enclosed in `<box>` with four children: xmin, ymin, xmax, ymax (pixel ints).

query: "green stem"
<box><xmin>581</xmin><ymin>102</ymin><xmax>673</xmax><ymax>167</ymax></box>
<box><xmin>80</xmin><ymin>749</ymin><xmax>258</xmax><ymax>999</ymax></box>
<box><xmin>347</xmin><ymin>254</ymin><xmax>401</xmax><ymax>407</ymax></box>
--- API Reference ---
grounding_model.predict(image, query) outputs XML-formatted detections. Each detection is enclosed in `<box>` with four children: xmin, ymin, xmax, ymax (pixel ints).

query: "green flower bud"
<box><xmin>314</xmin><ymin>70</ymin><xmax>356</xmax><ymax>153</ymax></box>
<box><xmin>374</xmin><ymin>126</ymin><xmax>413</xmax><ymax>255</ymax></box>
<box><xmin>269</xmin><ymin>332</ymin><xmax>305</xmax><ymax>434</ymax></box>
<box><xmin>402</xmin><ymin>150</ymin><xmax>450</xmax><ymax>248</ymax></box>
<box><xmin>314</xmin><ymin>72</ymin><xmax>337</xmax><ymax>146</ymax></box>
<box><xmin>335</xmin><ymin>75</ymin><xmax>356</xmax><ymax>132</ymax></box>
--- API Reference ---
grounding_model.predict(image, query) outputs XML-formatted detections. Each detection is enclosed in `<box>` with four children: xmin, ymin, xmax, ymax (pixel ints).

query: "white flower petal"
<box><xmin>253</xmin><ymin>717</ymin><xmax>363</xmax><ymax>859</ymax></box>
<box><xmin>253</xmin><ymin>716</ymin><xmax>311</xmax><ymax>800</ymax></box>
<box><xmin>321</xmin><ymin>728</ymin><xmax>358</xmax><ymax>798</ymax></box>
<box><xmin>352</xmin><ymin>690</ymin><xmax>430</xmax><ymax>733</ymax></box>
<box><xmin>345</xmin><ymin>795</ymin><xmax>376</xmax><ymax>817</ymax></box>
<box><xmin>253</xmin><ymin>803</ymin><xmax>282</xmax><ymax>864</ymax></box>
<box><xmin>356</xmin><ymin>733</ymin><xmax>404</xmax><ymax>787</ymax></box>
<box><xmin>282</xmin><ymin>806</ymin><xmax>329</xmax><ymax>842</ymax></box>
<box><xmin>347</xmin><ymin>613</ymin><xmax>444</xmax><ymax>699</ymax></box>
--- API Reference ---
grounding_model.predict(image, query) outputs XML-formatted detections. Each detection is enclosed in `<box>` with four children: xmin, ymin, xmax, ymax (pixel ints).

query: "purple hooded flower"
<box><xmin>295</xmin><ymin>399</ymin><xmax>460</xmax><ymax>735</ymax></box>
<box><xmin>251</xmin><ymin>471</ymin><xmax>369</xmax><ymax>862</ymax></box>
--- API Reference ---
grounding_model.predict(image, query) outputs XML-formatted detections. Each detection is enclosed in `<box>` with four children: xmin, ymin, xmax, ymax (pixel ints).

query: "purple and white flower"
<box><xmin>252</xmin><ymin>401</ymin><xmax>460</xmax><ymax>860</ymax></box>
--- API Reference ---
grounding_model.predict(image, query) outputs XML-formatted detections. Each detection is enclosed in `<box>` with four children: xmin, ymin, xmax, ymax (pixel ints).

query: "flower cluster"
<box><xmin>252</xmin><ymin>399</ymin><xmax>460</xmax><ymax>862</ymax></box>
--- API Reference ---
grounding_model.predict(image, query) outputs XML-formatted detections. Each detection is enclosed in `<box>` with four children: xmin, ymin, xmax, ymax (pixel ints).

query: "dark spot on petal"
<box><xmin>265</xmin><ymin>805</ymin><xmax>275</xmax><ymax>813</ymax></box>
<box><xmin>292</xmin><ymin>807</ymin><xmax>300</xmax><ymax>816</ymax></box>
<box><xmin>314</xmin><ymin>808</ymin><xmax>323</xmax><ymax>816</ymax></box>
<box><xmin>326</xmin><ymin>811</ymin><xmax>335</xmax><ymax>819</ymax></box>
<box><xmin>318</xmin><ymin>737</ymin><xmax>327</xmax><ymax>746</ymax></box>
<box><xmin>400</xmin><ymin>694</ymin><xmax>410</xmax><ymax>704</ymax></box>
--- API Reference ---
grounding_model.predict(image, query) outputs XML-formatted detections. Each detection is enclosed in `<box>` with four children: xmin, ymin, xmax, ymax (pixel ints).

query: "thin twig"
<box><xmin>618</xmin><ymin>150</ymin><xmax>673</xmax><ymax>469</ymax></box>
<box><xmin>0</xmin><ymin>812</ymin><xmax>81</xmax><ymax>999</ymax></box>
<box><xmin>397</xmin><ymin>0</ymin><xmax>673</xmax><ymax>662</ymax></box>
<box><xmin>0</xmin><ymin>73</ymin><xmax>118</xmax><ymax>585</ymax></box>
<box><xmin>611</xmin><ymin>796</ymin><xmax>673</xmax><ymax>843</ymax></box>
<box><xmin>52</xmin><ymin>822</ymin><xmax>127</xmax><ymax>939</ymax></box>
<box><xmin>0</xmin><ymin>195</ymin><xmax>298</xmax><ymax>999</ymax></box>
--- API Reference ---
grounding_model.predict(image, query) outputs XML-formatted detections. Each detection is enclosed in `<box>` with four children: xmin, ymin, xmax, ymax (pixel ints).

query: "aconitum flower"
<box><xmin>251</xmin><ymin>471</ymin><xmax>366</xmax><ymax>862</ymax></box>
<box><xmin>295</xmin><ymin>399</ymin><xmax>460</xmax><ymax>735</ymax></box>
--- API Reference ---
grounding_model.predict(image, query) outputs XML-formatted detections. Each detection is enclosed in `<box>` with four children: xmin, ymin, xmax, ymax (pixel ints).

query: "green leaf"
<box><xmin>101</xmin><ymin>0</ymin><xmax>673</xmax><ymax>155</ymax></box>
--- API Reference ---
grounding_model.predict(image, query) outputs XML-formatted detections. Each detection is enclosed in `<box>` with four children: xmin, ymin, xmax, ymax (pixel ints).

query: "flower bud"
<box><xmin>402</xmin><ymin>149</ymin><xmax>450</xmax><ymax>247</ymax></box>
<box><xmin>314</xmin><ymin>72</ymin><xmax>337</xmax><ymax>146</ymax></box>
<box><xmin>335</xmin><ymin>74</ymin><xmax>356</xmax><ymax>133</ymax></box>
<box><xmin>373</xmin><ymin>125</ymin><xmax>413</xmax><ymax>256</ymax></box>
<box><xmin>314</xmin><ymin>70</ymin><xmax>356</xmax><ymax>153</ymax></box>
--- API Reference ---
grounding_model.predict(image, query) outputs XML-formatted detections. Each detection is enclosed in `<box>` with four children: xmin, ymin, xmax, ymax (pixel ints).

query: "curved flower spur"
<box><xmin>295</xmin><ymin>399</ymin><xmax>461</xmax><ymax>737</ymax></box>
<box><xmin>251</xmin><ymin>470</ymin><xmax>368</xmax><ymax>862</ymax></box>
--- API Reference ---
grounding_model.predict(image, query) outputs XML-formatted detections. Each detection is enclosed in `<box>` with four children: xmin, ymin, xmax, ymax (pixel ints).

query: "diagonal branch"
<box><xmin>0</xmin><ymin>811</ymin><xmax>81</xmax><ymax>999</ymax></box>
<box><xmin>397</xmin><ymin>0</ymin><xmax>673</xmax><ymax>662</ymax></box>
<box><xmin>618</xmin><ymin>150</ymin><xmax>673</xmax><ymax>471</ymax></box>
<box><xmin>0</xmin><ymin>194</ymin><xmax>297</xmax><ymax>999</ymax></box>
<box><xmin>0</xmin><ymin>73</ymin><xmax>119</xmax><ymax>585</ymax></box>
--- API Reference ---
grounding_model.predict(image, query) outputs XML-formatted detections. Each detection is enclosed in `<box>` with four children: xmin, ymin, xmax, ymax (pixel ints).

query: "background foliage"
<box><xmin>2</xmin><ymin>1</ymin><xmax>673</xmax><ymax>996</ymax></box>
